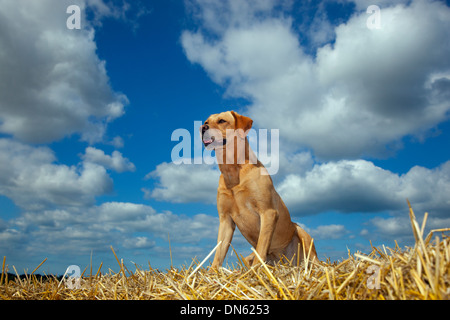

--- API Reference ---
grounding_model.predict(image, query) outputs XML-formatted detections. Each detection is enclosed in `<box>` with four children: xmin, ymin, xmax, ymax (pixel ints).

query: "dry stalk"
<box><xmin>1</xmin><ymin>204</ymin><xmax>448</xmax><ymax>300</ymax></box>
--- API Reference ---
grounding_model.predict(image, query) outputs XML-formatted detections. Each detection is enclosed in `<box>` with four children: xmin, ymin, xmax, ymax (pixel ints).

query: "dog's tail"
<box><xmin>294</xmin><ymin>223</ymin><xmax>318</xmax><ymax>261</ymax></box>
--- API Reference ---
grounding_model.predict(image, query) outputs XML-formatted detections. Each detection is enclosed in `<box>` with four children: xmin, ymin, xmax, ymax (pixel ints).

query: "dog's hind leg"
<box><xmin>295</xmin><ymin>224</ymin><xmax>318</xmax><ymax>262</ymax></box>
<box><xmin>243</xmin><ymin>252</ymin><xmax>255</xmax><ymax>267</ymax></box>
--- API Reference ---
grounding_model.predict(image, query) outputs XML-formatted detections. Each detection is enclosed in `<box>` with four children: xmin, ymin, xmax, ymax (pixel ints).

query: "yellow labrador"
<box><xmin>200</xmin><ymin>111</ymin><xmax>317</xmax><ymax>267</ymax></box>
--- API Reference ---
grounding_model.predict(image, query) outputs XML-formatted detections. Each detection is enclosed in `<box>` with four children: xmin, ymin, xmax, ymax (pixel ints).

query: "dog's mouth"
<box><xmin>202</xmin><ymin>135</ymin><xmax>227</xmax><ymax>149</ymax></box>
<box><xmin>202</xmin><ymin>136</ymin><xmax>214</xmax><ymax>147</ymax></box>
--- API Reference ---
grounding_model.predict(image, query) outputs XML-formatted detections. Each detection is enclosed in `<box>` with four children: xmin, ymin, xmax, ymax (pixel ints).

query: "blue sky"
<box><xmin>0</xmin><ymin>0</ymin><xmax>450</xmax><ymax>275</ymax></box>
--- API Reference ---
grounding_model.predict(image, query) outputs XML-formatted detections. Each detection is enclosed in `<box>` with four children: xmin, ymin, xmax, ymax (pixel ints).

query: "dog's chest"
<box><xmin>230</xmin><ymin>187</ymin><xmax>260</xmax><ymax>229</ymax></box>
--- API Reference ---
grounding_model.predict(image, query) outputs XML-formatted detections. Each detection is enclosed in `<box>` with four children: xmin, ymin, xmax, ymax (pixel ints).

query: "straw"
<box><xmin>186</xmin><ymin>241</ymin><xmax>222</xmax><ymax>281</ymax></box>
<box><xmin>0</xmin><ymin>204</ymin><xmax>448</xmax><ymax>300</ymax></box>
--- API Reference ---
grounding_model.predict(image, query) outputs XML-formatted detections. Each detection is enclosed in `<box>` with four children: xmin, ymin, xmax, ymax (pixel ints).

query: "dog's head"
<box><xmin>200</xmin><ymin>111</ymin><xmax>253</xmax><ymax>150</ymax></box>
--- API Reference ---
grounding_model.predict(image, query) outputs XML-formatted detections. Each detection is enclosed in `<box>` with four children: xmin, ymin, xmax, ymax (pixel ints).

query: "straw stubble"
<box><xmin>1</xmin><ymin>204</ymin><xmax>449</xmax><ymax>300</ymax></box>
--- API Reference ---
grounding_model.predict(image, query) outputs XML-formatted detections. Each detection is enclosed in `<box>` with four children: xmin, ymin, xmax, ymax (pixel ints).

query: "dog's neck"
<box><xmin>215</xmin><ymin>137</ymin><xmax>258</xmax><ymax>188</ymax></box>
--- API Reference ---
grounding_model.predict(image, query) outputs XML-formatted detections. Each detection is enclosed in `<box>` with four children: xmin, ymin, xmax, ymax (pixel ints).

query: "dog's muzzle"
<box><xmin>201</xmin><ymin>124</ymin><xmax>226</xmax><ymax>149</ymax></box>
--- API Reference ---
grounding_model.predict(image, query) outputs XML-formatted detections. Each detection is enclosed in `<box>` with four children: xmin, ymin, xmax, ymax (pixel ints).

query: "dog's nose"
<box><xmin>201</xmin><ymin>124</ymin><xmax>209</xmax><ymax>133</ymax></box>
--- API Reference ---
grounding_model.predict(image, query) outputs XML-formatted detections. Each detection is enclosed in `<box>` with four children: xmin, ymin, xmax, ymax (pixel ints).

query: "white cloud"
<box><xmin>0</xmin><ymin>228</ymin><xmax>24</xmax><ymax>246</ymax></box>
<box><xmin>350</xmin><ymin>0</ymin><xmax>410</xmax><ymax>11</ymax></box>
<box><xmin>92</xmin><ymin>202</ymin><xmax>219</xmax><ymax>244</ymax></box>
<box><xmin>364</xmin><ymin>214</ymin><xmax>450</xmax><ymax>244</ymax></box>
<box><xmin>144</xmin><ymin>162</ymin><xmax>220</xmax><ymax>204</ymax></box>
<box><xmin>277</xmin><ymin>159</ymin><xmax>450</xmax><ymax>217</ymax></box>
<box><xmin>298</xmin><ymin>223</ymin><xmax>350</xmax><ymax>240</ymax></box>
<box><xmin>369</xmin><ymin>216</ymin><xmax>411</xmax><ymax>237</ymax></box>
<box><xmin>277</xmin><ymin>159</ymin><xmax>400</xmax><ymax>215</ymax></box>
<box><xmin>2</xmin><ymin>201</ymin><xmax>219</xmax><ymax>257</ymax></box>
<box><xmin>123</xmin><ymin>237</ymin><xmax>156</xmax><ymax>249</ymax></box>
<box><xmin>0</xmin><ymin>0</ymin><xmax>129</xmax><ymax>144</ymax></box>
<box><xmin>143</xmin><ymin>152</ymin><xmax>450</xmax><ymax>221</ymax></box>
<box><xmin>305</xmin><ymin>6</ymin><xmax>336</xmax><ymax>49</ymax></box>
<box><xmin>110</xmin><ymin>136</ymin><xmax>125</xmax><ymax>149</ymax></box>
<box><xmin>0</xmin><ymin>139</ymin><xmax>113</xmax><ymax>211</ymax></box>
<box><xmin>182</xmin><ymin>0</ymin><xmax>450</xmax><ymax>159</ymax></box>
<box><xmin>82</xmin><ymin>147</ymin><xmax>136</xmax><ymax>173</ymax></box>
<box><xmin>272</xmin><ymin>150</ymin><xmax>315</xmax><ymax>183</ymax></box>
<box><xmin>184</xmin><ymin>0</ymin><xmax>285</xmax><ymax>35</ymax></box>
<box><xmin>182</xmin><ymin>17</ymin><xmax>306</xmax><ymax>98</ymax></box>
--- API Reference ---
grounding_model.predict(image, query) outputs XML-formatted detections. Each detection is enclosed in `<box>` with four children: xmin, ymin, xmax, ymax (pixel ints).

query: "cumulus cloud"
<box><xmin>0</xmin><ymin>139</ymin><xmax>113</xmax><ymax>211</ymax></box>
<box><xmin>82</xmin><ymin>147</ymin><xmax>136</xmax><ymax>173</ymax></box>
<box><xmin>277</xmin><ymin>159</ymin><xmax>450</xmax><ymax>217</ymax></box>
<box><xmin>298</xmin><ymin>223</ymin><xmax>350</xmax><ymax>240</ymax></box>
<box><xmin>182</xmin><ymin>0</ymin><xmax>450</xmax><ymax>159</ymax></box>
<box><xmin>2</xmin><ymin>201</ymin><xmax>219</xmax><ymax>257</ymax></box>
<box><xmin>184</xmin><ymin>0</ymin><xmax>287</xmax><ymax>35</ymax></box>
<box><xmin>0</xmin><ymin>0</ymin><xmax>129</xmax><ymax>144</ymax></box>
<box><xmin>144</xmin><ymin>151</ymin><xmax>450</xmax><ymax>221</ymax></box>
<box><xmin>271</xmin><ymin>150</ymin><xmax>315</xmax><ymax>182</ymax></box>
<box><xmin>144</xmin><ymin>150</ymin><xmax>315</xmax><ymax>205</ymax></box>
<box><xmin>144</xmin><ymin>162</ymin><xmax>220</xmax><ymax>204</ymax></box>
<box><xmin>351</xmin><ymin>0</ymin><xmax>410</xmax><ymax>11</ymax></box>
<box><xmin>359</xmin><ymin>214</ymin><xmax>450</xmax><ymax>244</ymax></box>
<box><xmin>123</xmin><ymin>237</ymin><xmax>156</xmax><ymax>249</ymax></box>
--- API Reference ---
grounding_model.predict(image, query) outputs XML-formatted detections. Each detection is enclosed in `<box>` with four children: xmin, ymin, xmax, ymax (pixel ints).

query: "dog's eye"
<box><xmin>218</xmin><ymin>119</ymin><xmax>226</xmax><ymax>124</ymax></box>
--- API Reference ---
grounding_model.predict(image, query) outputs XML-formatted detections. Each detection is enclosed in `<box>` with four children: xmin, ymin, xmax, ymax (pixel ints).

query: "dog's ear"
<box><xmin>231</xmin><ymin>111</ymin><xmax>253</xmax><ymax>139</ymax></box>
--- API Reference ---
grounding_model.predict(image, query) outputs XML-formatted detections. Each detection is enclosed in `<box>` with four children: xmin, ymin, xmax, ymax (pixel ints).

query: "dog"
<box><xmin>200</xmin><ymin>111</ymin><xmax>317</xmax><ymax>268</ymax></box>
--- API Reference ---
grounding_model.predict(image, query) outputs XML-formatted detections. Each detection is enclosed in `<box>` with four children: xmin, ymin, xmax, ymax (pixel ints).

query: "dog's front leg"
<box><xmin>211</xmin><ymin>213</ymin><xmax>235</xmax><ymax>269</ymax></box>
<box><xmin>253</xmin><ymin>209</ymin><xmax>278</xmax><ymax>266</ymax></box>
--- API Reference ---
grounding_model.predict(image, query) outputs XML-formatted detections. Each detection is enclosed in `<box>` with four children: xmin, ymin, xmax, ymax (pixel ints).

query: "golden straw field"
<box><xmin>1</xmin><ymin>204</ymin><xmax>449</xmax><ymax>300</ymax></box>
